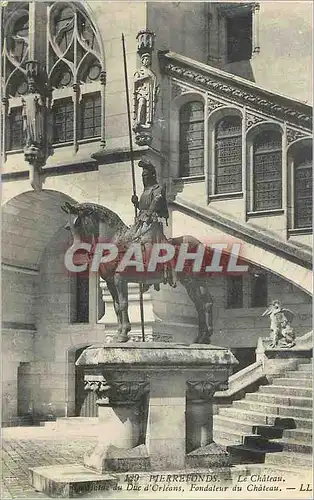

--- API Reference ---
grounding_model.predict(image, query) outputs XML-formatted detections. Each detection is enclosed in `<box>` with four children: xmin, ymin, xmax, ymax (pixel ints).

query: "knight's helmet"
<box><xmin>138</xmin><ymin>158</ymin><xmax>157</xmax><ymax>178</ymax></box>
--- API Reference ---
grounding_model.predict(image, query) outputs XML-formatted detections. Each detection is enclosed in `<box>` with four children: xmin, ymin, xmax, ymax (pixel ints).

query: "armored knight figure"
<box><xmin>129</xmin><ymin>159</ymin><xmax>168</xmax><ymax>242</ymax></box>
<box><xmin>126</xmin><ymin>159</ymin><xmax>174</xmax><ymax>289</ymax></box>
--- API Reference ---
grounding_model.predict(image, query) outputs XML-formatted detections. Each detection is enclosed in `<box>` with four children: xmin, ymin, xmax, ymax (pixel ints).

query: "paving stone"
<box><xmin>1</xmin><ymin>426</ymin><xmax>99</xmax><ymax>499</ymax></box>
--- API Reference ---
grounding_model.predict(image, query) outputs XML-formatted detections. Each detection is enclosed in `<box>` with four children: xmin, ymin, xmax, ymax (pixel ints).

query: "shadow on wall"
<box><xmin>223</xmin><ymin>60</ymin><xmax>255</xmax><ymax>82</ymax></box>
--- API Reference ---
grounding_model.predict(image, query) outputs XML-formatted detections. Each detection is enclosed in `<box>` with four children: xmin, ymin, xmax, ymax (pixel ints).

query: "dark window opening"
<box><xmin>253</xmin><ymin>130</ymin><xmax>282</xmax><ymax>211</ymax></box>
<box><xmin>54</xmin><ymin>6</ymin><xmax>75</xmax><ymax>53</ymax></box>
<box><xmin>227</xmin><ymin>12</ymin><xmax>253</xmax><ymax>63</ymax></box>
<box><xmin>7</xmin><ymin>15</ymin><xmax>29</xmax><ymax>64</ymax></box>
<box><xmin>215</xmin><ymin>116</ymin><xmax>242</xmax><ymax>194</ymax></box>
<box><xmin>294</xmin><ymin>147</ymin><xmax>312</xmax><ymax>229</ymax></box>
<box><xmin>52</xmin><ymin>98</ymin><xmax>74</xmax><ymax>143</ymax></box>
<box><xmin>80</xmin><ymin>93</ymin><xmax>101</xmax><ymax>139</ymax></box>
<box><xmin>251</xmin><ymin>272</ymin><xmax>267</xmax><ymax>307</ymax></box>
<box><xmin>179</xmin><ymin>101</ymin><xmax>204</xmax><ymax>177</ymax></box>
<box><xmin>8</xmin><ymin>107</ymin><xmax>24</xmax><ymax>150</ymax></box>
<box><xmin>75</xmin><ymin>274</ymin><xmax>89</xmax><ymax>323</ymax></box>
<box><xmin>227</xmin><ymin>275</ymin><xmax>243</xmax><ymax>309</ymax></box>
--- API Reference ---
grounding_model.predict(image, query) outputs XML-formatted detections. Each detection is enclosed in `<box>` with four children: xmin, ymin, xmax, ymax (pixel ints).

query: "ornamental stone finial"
<box><xmin>136</xmin><ymin>30</ymin><xmax>155</xmax><ymax>56</ymax></box>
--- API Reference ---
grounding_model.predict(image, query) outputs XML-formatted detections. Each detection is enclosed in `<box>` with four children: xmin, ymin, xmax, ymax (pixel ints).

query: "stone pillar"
<box><xmin>147</xmin><ymin>371</ymin><xmax>186</xmax><ymax>470</ymax></box>
<box><xmin>84</xmin><ymin>373</ymin><xmax>148</xmax><ymax>449</ymax></box>
<box><xmin>75</xmin><ymin>344</ymin><xmax>237</xmax><ymax>473</ymax></box>
<box><xmin>186</xmin><ymin>380</ymin><xmax>218</xmax><ymax>453</ymax></box>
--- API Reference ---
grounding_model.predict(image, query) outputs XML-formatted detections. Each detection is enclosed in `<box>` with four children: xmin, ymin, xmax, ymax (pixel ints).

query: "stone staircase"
<box><xmin>213</xmin><ymin>360</ymin><xmax>313</xmax><ymax>468</ymax></box>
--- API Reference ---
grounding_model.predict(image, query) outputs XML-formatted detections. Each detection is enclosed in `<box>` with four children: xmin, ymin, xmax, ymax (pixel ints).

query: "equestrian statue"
<box><xmin>62</xmin><ymin>159</ymin><xmax>213</xmax><ymax>344</ymax></box>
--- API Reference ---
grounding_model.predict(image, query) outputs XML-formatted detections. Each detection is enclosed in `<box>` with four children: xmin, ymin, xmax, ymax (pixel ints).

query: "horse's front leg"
<box><xmin>114</xmin><ymin>274</ymin><xmax>131</xmax><ymax>342</ymax></box>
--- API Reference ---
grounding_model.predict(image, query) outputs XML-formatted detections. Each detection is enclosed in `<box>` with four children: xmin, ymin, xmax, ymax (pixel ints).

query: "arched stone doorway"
<box><xmin>1</xmin><ymin>189</ymin><xmax>84</xmax><ymax>424</ymax></box>
<box><xmin>74</xmin><ymin>346</ymin><xmax>98</xmax><ymax>417</ymax></box>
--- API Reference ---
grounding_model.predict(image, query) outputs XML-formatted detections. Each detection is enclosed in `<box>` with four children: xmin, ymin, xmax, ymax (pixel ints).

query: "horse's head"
<box><xmin>61</xmin><ymin>201</ymin><xmax>128</xmax><ymax>244</ymax></box>
<box><xmin>61</xmin><ymin>201</ymin><xmax>99</xmax><ymax>243</ymax></box>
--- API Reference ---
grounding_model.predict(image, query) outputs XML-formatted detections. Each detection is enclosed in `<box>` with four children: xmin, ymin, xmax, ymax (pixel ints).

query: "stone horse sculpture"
<box><xmin>62</xmin><ymin>201</ymin><xmax>213</xmax><ymax>344</ymax></box>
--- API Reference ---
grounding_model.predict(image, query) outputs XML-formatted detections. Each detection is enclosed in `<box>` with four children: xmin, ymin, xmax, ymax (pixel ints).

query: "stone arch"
<box><xmin>171</xmin><ymin>208</ymin><xmax>312</xmax><ymax>294</ymax></box>
<box><xmin>1</xmin><ymin>188</ymin><xmax>79</xmax><ymax>423</ymax></box>
<box><xmin>2</xmin><ymin>189</ymin><xmax>77</xmax><ymax>268</ymax></box>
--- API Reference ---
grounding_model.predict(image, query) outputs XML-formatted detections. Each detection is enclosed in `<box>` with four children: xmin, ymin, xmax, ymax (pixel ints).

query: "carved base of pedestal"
<box><xmin>186</xmin><ymin>442</ymin><xmax>231</xmax><ymax>469</ymax></box>
<box><xmin>84</xmin><ymin>443</ymin><xmax>150</xmax><ymax>474</ymax></box>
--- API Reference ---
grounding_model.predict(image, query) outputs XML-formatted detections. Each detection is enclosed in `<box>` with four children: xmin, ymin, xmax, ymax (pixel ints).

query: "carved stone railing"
<box><xmin>214</xmin><ymin>330</ymin><xmax>313</xmax><ymax>400</ymax></box>
<box><xmin>214</xmin><ymin>360</ymin><xmax>264</xmax><ymax>398</ymax></box>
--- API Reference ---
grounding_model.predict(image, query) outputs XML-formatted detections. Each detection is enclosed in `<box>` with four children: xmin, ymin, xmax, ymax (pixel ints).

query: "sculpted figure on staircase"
<box><xmin>262</xmin><ymin>300</ymin><xmax>296</xmax><ymax>348</ymax></box>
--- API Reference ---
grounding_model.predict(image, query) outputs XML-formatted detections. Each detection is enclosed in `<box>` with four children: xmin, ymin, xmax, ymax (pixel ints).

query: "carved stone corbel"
<box><xmin>84</xmin><ymin>378</ymin><xmax>111</xmax><ymax>405</ymax></box>
<box><xmin>84</xmin><ymin>375</ymin><xmax>149</xmax><ymax>407</ymax></box>
<box><xmin>187</xmin><ymin>380</ymin><xmax>222</xmax><ymax>402</ymax></box>
<box><xmin>109</xmin><ymin>381</ymin><xmax>150</xmax><ymax>406</ymax></box>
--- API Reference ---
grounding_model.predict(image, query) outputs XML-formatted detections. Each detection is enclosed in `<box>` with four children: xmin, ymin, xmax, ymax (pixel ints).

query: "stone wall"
<box><xmin>152</xmin><ymin>271</ymin><xmax>311</xmax><ymax>350</ymax></box>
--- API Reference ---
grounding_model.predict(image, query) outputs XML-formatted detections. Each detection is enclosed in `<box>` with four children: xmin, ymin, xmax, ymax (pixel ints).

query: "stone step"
<box><xmin>217</xmin><ymin>408</ymin><xmax>313</xmax><ymax>428</ymax></box>
<box><xmin>283</xmin><ymin>371</ymin><xmax>312</xmax><ymax>379</ymax></box>
<box><xmin>282</xmin><ymin>428</ymin><xmax>312</xmax><ymax>441</ymax></box>
<box><xmin>213</xmin><ymin>426</ymin><xmax>244</xmax><ymax>444</ymax></box>
<box><xmin>227</xmin><ymin>442</ymin><xmax>282</xmax><ymax>464</ymax></box>
<box><xmin>272</xmin><ymin>377</ymin><xmax>312</xmax><ymax>387</ymax></box>
<box><xmin>214</xmin><ymin>417</ymin><xmax>312</xmax><ymax>444</ymax></box>
<box><xmin>297</xmin><ymin>363</ymin><xmax>313</xmax><ymax>371</ymax></box>
<box><xmin>265</xmin><ymin>451</ymin><xmax>313</xmax><ymax>468</ymax></box>
<box><xmin>270</xmin><ymin>438</ymin><xmax>312</xmax><ymax>454</ymax></box>
<box><xmin>246</xmin><ymin>392</ymin><xmax>312</xmax><ymax>408</ymax></box>
<box><xmin>44</xmin><ymin>417</ymin><xmax>99</xmax><ymax>427</ymax></box>
<box><xmin>232</xmin><ymin>400</ymin><xmax>312</xmax><ymax>419</ymax></box>
<box><xmin>259</xmin><ymin>385</ymin><xmax>313</xmax><ymax>398</ymax></box>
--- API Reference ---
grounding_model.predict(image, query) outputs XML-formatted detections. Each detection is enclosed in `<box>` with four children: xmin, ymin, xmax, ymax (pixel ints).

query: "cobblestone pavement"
<box><xmin>1</xmin><ymin>426</ymin><xmax>99</xmax><ymax>500</ymax></box>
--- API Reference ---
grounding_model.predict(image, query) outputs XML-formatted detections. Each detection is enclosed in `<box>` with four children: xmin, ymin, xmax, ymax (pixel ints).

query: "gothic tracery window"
<box><xmin>179</xmin><ymin>101</ymin><xmax>204</xmax><ymax>177</ymax></box>
<box><xmin>1</xmin><ymin>2</ymin><xmax>104</xmax><ymax>155</ymax></box>
<box><xmin>294</xmin><ymin>146</ymin><xmax>312</xmax><ymax>229</ymax></box>
<box><xmin>2</xmin><ymin>5</ymin><xmax>29</xmax><ymax>98</ymax></box>
<box><xmin>8</xmin><ymin>106</ymin><xmax>24</xmax><ymax>150</ymax></box>
<box><xmin>52</xmin><ymin>98</ymin><xmax>74</xmax><ymax>144</ymax></box>
<box><xmin>215</xmin><ymin>116</ymin><xmax>242</xmax><ymax>194</ymax></box>
<box><xmin>48</xmin><ymin>2</ymin><xmax>103</xmax><ymax>146</ymax></box>
<box><xmin>253</xmin><ymin>130</ymin><xmax>282</xmax><ymax>211</ymax></box>
<box><xmin>80</xmin><ymin>93</ymin><xmax>101</xmax><ymax>140</ymax></box>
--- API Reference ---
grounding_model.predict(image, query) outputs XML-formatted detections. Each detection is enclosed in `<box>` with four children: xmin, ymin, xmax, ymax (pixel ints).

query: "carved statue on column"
<box><xmin>133</xmin><ymin>30</ymin><xmax>159</xmax><ymax>146</ymax></box>
<box><xmin>22</xmin><ymin>85</ymin><xmax>44</xmax><ymax>149</ymax></box>
<box><xmin>133</xmin><ymin>53</ymin><xmax>159</xmax><ymax>130</ymax></box>
<box><xmin>22</xmin><ymin>60</ymin><xmax>48</xmax><ymax>191</ymax></box>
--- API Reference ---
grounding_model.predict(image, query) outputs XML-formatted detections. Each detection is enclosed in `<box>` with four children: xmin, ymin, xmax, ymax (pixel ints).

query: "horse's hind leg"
<box><xmin>105</xmin><ymin>277</ymin><xmax>122</xmax><ymax>331</ymax></box>
<box><xmin>114</xmin><ymin>274</ymin><xmax>131</xmax><ymax>342</ymax></box>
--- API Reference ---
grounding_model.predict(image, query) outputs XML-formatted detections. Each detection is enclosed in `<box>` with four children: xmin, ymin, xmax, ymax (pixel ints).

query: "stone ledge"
<box><xmin>29</xmin><ymin>464</ymin><xmax>313</xmax><ymax>498</ymax></box>
<box><xmin>76</xmin><ymin>343</ymin><xmax>238</xmax><ymax>368</ymax></box>
<box><xmin>29</xmin><ymin>464</ymin><xmax>117</xmax><ymax>498</ymax></box>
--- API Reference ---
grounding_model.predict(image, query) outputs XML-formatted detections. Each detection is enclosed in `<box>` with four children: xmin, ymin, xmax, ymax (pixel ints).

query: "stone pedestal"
<box><xmin>29</xmin><ymin>343</ymin><xmax>238</xmax><ymax>496</ymax></box>
<box><xmin>77</xmin><ymin>343</ymin><xmax>237</xmax><ymax>472</ymax></box>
